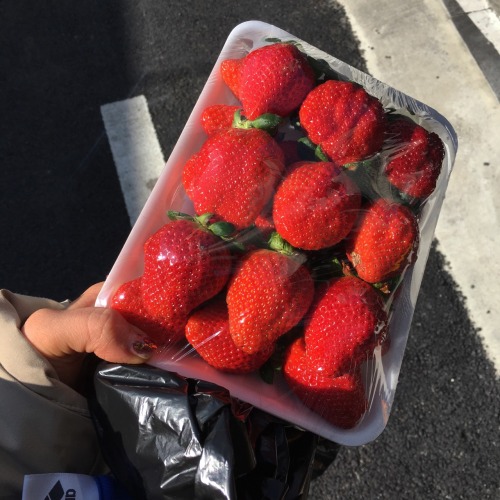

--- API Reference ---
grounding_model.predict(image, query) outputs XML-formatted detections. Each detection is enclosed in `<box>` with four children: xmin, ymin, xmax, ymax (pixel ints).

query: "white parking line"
<box><xmin>456</xmin><ymin>0</ymin><xmax>500</xmax><ymax>53</ymax></box>
<box><xmin>100</xmin><ymin>95</ymin><xmax>166</xmax><ymax>226</ymax></box>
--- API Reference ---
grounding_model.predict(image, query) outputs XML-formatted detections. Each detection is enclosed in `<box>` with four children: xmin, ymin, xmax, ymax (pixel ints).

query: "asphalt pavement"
<box><xmin>1</xmin><ymin>1</ymin><xmax>499</xmax><ymax>498</ymax></box>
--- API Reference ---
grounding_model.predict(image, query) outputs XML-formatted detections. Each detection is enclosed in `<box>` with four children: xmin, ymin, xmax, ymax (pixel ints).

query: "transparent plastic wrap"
<box><xmin>96</xmin><ymin>21</ymin><xmax>458</xmax><ymax>446</ymax></box>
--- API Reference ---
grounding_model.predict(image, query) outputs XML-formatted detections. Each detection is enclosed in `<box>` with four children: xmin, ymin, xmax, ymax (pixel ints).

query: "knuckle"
<box><xmin>86</xmin><ymin>308</ymin><xmax>121</xmax><ymax>353</ymax></box>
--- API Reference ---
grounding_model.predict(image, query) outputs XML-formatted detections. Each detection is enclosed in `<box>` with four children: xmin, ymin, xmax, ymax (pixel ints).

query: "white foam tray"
<box><xmin>96</xmin><ymin>21</ymin><xmax>457</xmax><ymax>446</ymax></box>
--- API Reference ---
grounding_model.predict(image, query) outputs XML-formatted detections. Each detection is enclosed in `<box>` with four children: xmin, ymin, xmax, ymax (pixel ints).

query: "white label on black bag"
<box><xmin>22</xmin><ymin>473</ymin><xmax>100</xmax><ymax>500</ymax></box>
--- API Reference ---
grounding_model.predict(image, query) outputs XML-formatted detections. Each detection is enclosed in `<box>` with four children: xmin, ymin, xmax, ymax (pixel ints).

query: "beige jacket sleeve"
<box><xmin>0</xmin><ymin>290</ymin><xmax>108</xmax><ymax>498</ymax></box>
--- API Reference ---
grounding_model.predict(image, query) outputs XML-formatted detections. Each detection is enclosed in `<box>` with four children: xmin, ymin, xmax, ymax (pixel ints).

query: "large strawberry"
<box><xmin>226</xmin><ymin>241</ymin><xmax>314</xmax><ymax>354</ymax></box>
<box><xmin>283</xmin><ymin>337</ymin><xmax>368</xmax><ymax>429</ymax></box>
<box><xmin>273</xmin><ymin>161</ymin><xmax>361</xmax><ymax>250</ymax></box>
<box><xmin>221</xmin><ymin>42</ymin><xmax>316</xmax><ymax>120</ymax></box>
<box><xmin>299</xmin><ymin>80</ymin><xmax>386</xmax><ymax>165</ymax></box>
<box><xmin>185</xmin><ymin>297</ymin><xmax>274</xmax><ymax>373</ymax></box>
<box><xmin>111</xmin><ymin>277</ymin><xmax>187</xmax><ymax>345</ymax></box>
<box><xmin>383</xmin><ymin>116</ymin><xmax>445</xmax><ymax>200</ymax></box>
<box><xmin>303</xmin><ymin>276</ymin><xmax>388</xmax><ymax>377</ymax></box>
<box><xmin>182</xmin><ymin>127</ymin><xmax>285</xmax><ymax>230</ymax></box>
<box><xmin>346</xmin><ymin>198</ymin><xmax>419</xmax><ymax>283</ymax></box>
<box><xmin>141</xmin><ymin>214</ymin><xmax>234</xmax><ymax>324</ymax></box>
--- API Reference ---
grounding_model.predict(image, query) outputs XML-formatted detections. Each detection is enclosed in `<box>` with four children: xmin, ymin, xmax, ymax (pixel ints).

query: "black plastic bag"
<box><xmin>90</xmin><ymin>363</ymin><xmax>340</xmax><ymax>499</ymax></box>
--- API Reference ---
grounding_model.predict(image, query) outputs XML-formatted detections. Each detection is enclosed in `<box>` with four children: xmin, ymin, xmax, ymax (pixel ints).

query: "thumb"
<box><xmin>24</xmin><ymin>305</ymin><xmax>157</xmax><ymax>364</ymax></box>
<box><xmin>74</xmin><ymin>306</ymin><xmax>159</xmax><ymax>363</ymax></box>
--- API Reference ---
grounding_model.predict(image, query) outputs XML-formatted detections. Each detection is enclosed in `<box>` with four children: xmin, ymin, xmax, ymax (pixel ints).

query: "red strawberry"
<box><xmin>384</xmin><ymin>117</ymin><xmax>445</xmax><ymax>199</ymax></box>
<box><xmin>273</xmin><ymin>161</ymin><xmax>361</xmax><ymax>250</ymax></box>
<box><xmin>182</xmin><ymin>127</ymin><xmax>285</xmax><ymax>230</ymax></box>
<box><xmin>111</xmin><ymin>277</ymin><xmax>186</xmax><ymax>344</ymax></box>
<box><xmin>283</xmin><ymin>337</ymin><xmax>368</xmax><ymax>429</ymax></box>
<box><xmin>220</xmin><ymin>58</ymin><xmax>242</xmax><ymax>98</ymax></box>
<box><xmin>141</xmin><ymin>215</ymin><xmax>234</xmax><ymax>324</ymax></box>
<box><xmin>185</xmin><ymin>297</ymin><xmax>274</xmax><ymax>373</ymax></box>
<box><xmin>303</xmin><ymin>276</ymin><xmax>388</xmax><ymax>377</ymax></box>
<box><xmin>299</xmin><ymin>80</ymin><xmax>386</xmax><ymax>165</ymax></box>
<box><xmin>346</xmin><ymin>198</ymin><xmax>420</xmax><ymax>283</ymax></box>
<box><xmin>200</xmin><ymin>104</ymin><xmax>241</xmax><ymax>135</ymax></box>
<box><xmin>222</xmin><ymin>43</ymin><xmax>316</xmax><ymax>120</ymax></box>
<box><xmin>226</xmin><ymin>246</ymin><xmax>314</xmax><ymax>354</ymax></box>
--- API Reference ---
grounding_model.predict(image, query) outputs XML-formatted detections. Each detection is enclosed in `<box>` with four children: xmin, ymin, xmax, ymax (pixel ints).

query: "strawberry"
<box><xmin>299</xmin><ymin>80</ymin><xmax>386</xmax><ymax>165</ymax></box>
<box><xmin>273</xmin><ymin>161</ymin><xmax>362</xmax><ymax>250</ymax></box>
<box><xmin>226</xmin><ymin>243</ymin><xmax>314</xmax><ymax>354</ymax></box>
<box><xmin>283</xmin><ymin>337</ymin><xmax>368</xmax><ymax>429</ymax></box>
<box><xmin>182</xmin><ymin>127</ymin><xmax>285</xmax><ymax>230</ymax></box>
<box><xmin>220</xmin><ymin>58</ymin><xmax>242</xmax><ymax>98</ymax></box>
<box><xmin>111</xmin><ymin>277</ymin><xmax>187</xmax><ymax>344</ymax></box>
<box><xmin>185</xmin><ymin>297</ymin><xmax>274</xmax><ymax>373</ymax></box>
<box><xmin>221</xmin><ymin>43</ymin><xmax>316</xmax><ymax>120</ymax></box>
<box><xmin>200</xmin><ymin>104</ymin><xmax>241</xmax><ymax>135</ymax></box>
<box><xmin>141</xmin><ymin>214</ymin><xmax>234</xmax><ymax>325</ymax></box>
<box><xmin>346</xmin><ymin>198</ymin><xmax>420</xmax><ymax>283</ymax></box>
<box><xmin>303</xmin><ymin>276</ymin><xmax>388</xmax><ymax>377</ymax></box>
<box><xmin>383</xmin><ymin>116</ymin><xmax>445</xmax><ymax>200</ymax></box>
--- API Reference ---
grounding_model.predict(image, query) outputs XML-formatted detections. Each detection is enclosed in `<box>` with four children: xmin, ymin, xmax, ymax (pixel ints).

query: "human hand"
<box><xmin>22</xmin><ymin>282</ymin><xmax>157</xmax><ymax>388</ymax></box>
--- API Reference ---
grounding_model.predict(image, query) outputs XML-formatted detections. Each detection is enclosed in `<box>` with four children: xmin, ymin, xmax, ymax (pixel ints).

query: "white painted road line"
<box><xmin>338</xmin><ymin>0</ymin><xmax>500</xmax><ymax>374</ymax></box>
<box><xmin>101</xmin><ymin>95</ymin><xmax>166</xmax><ymax>226</ymax></box>
<box><xmin>456</xmin><ymin>0</ymin><xmax>500</xmax><ymax>53</ymax></box>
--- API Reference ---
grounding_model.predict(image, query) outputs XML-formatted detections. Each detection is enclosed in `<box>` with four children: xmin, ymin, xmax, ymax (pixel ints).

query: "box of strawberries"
<box><xmin>96</xmin><ymin>21</ymin><xmax>457</xmax><ymax>446</ymax></box>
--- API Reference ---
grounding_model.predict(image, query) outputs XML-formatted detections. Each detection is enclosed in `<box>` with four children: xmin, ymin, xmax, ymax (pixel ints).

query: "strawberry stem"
<box><xmin>194</xmin><ymin>212</ymin><xmax>214</xmax><ymax>227</ymax></box>
<box><xmin>232</xmin><ymin>109</ymin><xmax>282</xmax><ymax>133</ymax></box>
<box><xmin>167</xmin><ymin>210</ymin><xmax>246</xmax><ymax>251</ymax></box>
<box><xmin>268</xmin><ymin>232</ymin><xmax>295</xmax><ymax>256</ymax></box>
<box><xmin>167</xmin><ymin>210</ymin><xmax>195</xmax><ymax>221</ymax></box>
<box><xmin>297</xmin><ymin>137</ymin><xmax>329</xmax><ymax>162</ymax></box>
<box><xmin>208</xmin><ymin>221</ymin><xmax>236</xmax><ymax>239</ymax></box>
<box><xmin>268</xmin><ymin>232</ymin><xmax>308</xmax><ymax>264</ymax></box>
<box><xmin>315</xmin><ymin>144</ymin><xmax>329</xmax><ymax>162</ymax></box>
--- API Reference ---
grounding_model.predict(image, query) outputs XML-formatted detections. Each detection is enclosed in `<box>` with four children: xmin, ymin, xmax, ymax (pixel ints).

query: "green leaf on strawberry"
<box><xmin>232</xmin><ymin>109</ymin><xmax>282</xmax><ymax>134</ymax></box>
<box><xmin>296</xmin><ymin>137</ymin><xmax>329</xmax><ymax>162</ymax></box>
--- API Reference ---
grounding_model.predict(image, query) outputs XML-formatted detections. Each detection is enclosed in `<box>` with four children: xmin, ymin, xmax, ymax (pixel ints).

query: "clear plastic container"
<box><xmin>96</xmin><ymin>20</ymin><xmax>457</xmax><ymax>446</ymax></box>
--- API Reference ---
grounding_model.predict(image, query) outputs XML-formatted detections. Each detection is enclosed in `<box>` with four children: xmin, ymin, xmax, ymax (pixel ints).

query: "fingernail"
<box><xmin>132</xmin><ymin>339</ymin><xmax>158</xmax><ymax>359</ymax></box>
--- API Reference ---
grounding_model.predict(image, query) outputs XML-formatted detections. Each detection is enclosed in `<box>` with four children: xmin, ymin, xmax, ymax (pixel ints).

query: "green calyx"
<box><xmin>208</xmin><ymin>220</ymin><xmax>237</xmax><ymax>239</ymax></box>
<box><xmin>167</xmin><ymin>210</ymin><xmax>195</xmax><ymax>221</ymax></box>
<box><xmin>232</xmin><ymin>109</ymin><xmax>282</xmax><ymax>133</ymax></box>
<box><xmin>268</xmin><ymin>233</ymin><xmax>308</xmax><ymax>266</ymax></box>
<box><xmin>268</xmin><ymin>232</ymin><xmax>295</xmax><ymax>256</ymax></box>
<box><xmin>297</xmin><ymin>137</ymin><xmax>329</xmax><ymax>162</ymax></box>
<box><xmin>167</xmin><ymin>210</ymin><xmax>237</xmax><ymax>240</ymax></box>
